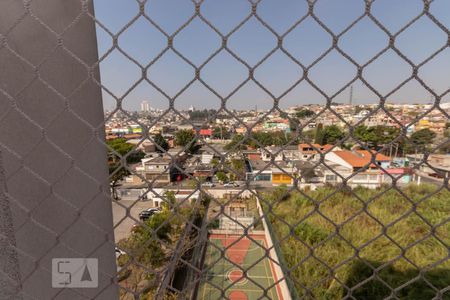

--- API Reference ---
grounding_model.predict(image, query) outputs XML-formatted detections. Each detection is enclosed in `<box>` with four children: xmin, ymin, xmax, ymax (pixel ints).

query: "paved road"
<box><xmin>414</xmin><ymin>171</ymin><xmax>445</xmax><ymax>186</ymax></box>
<box><xmin>112</xmin><ymin>199</ymin><xmax>156</xmax><ymax>243</ymax></box>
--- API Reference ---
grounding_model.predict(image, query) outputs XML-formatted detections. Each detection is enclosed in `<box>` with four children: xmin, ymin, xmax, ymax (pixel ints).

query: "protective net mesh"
<box><xmin>0</xmin><ymin>0</ymin><xmax>449</xmax><ymax>299</ymax></box>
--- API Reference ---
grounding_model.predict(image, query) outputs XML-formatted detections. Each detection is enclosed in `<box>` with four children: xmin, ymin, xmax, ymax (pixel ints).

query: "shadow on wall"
<box><xmin>327</xmin><ymin>259</ymin><xmax>450</xmax><ymax>300</ymax></box>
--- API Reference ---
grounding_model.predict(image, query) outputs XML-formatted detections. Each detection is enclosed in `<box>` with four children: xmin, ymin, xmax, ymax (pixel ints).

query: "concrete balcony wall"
<box><xmin>0</xmin><ymin>1</ymin><xmax>118</xmax><ymax>299</ymax></box>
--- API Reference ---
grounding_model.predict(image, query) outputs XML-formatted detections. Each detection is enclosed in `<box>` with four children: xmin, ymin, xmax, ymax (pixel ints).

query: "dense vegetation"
<box><xmin>225</xmin><ymin>131</ymin><xmax>296</xmax><ymax>149</ymax></box>
<box><xmin>262</xmin><ymin>184</ymin><xmax>450</xmax><ymax>299</ymax></box>
<box><xmin>117</xmin><ymin>193</ymin><xmax>206</xmax><ymax>299</ymax></box>
<box><xmin>175</xmin><ymin>129</ymin><xmax>199</xmax><ymax>153</ymax></box>
<box><xmin>107</xmin><ymin>138</ymin><xmax>145</xmax><ymax>199</ymax></box>
<box><xmin>225</xmin><ymin>124</ymin><xmax>441</xmax><ymax>154</ymax></box>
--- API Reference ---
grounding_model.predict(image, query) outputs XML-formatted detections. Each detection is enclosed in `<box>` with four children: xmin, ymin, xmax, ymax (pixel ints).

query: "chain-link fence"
<box><xmin>0</xmin><ymin>0</ymin><xmax>449</xmax><ymax>299</ymax></box>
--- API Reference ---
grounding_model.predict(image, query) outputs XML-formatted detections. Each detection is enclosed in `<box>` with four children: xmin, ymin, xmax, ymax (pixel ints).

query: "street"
<box><xmin>112</xmin><ymin>199</ymin><xmax>156</xmax><ymax>242</ymax></box>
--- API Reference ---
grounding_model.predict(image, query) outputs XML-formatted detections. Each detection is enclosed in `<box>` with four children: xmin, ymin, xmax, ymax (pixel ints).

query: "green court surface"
<box><xmin>197</xmin><ymin>234</ymin><xmax>282</xmax><ymax>300</ymax></box>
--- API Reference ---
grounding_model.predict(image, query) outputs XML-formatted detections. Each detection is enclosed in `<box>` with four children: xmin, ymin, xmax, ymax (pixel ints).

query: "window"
<box><xmin>325</xmin><ymin>174</ymin><xmax>337</xmax><ymax>182</ymax></box>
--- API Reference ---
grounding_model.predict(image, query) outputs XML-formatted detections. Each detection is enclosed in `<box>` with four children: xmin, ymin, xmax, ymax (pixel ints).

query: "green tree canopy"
<box><xmin>216</xmin><ymin>171</ymin><xmax>228</xmax><ymax>183</ymax></box>
<box><xmin>107</xmin><ymin>138</ymin><xmax>145</xmax><ymax>163</ymax></box>
<box><xmin>296</xmin><ymin>109</ymin><xmax>315</xmax><ymax>119</ymax></box>
<box><xmin>405</xmin><ymin>128</ymin><xmax>436</xmax><ymax>153</ymax></box>
<box><xmin>188</xmin><ymin>109</ymin><xmax>217</xmax><ymax>120</ymax></box>
<box><xmin>213</xmin><ymin>126</ymin><xmax>231</xmax><ymax>139</ymax></box>
<box><xmin>225</xmin><ymin>134</ymin><xmax>246</xmax><ymax>150</ymax></box>
<box><xmin>354</xmin><ymin>125</ymin><xmax>400</xmax><ymax>149</ymax></box>
<box><xmin>108</xmin><ymin>138</ymin><xmax>133</xmax><ymax>156</ymax></box>
<box><xmin>107</xmin><ymin>138</ymin><xmax>145</xmax><ymax>199</ymax></box>
<box><xmin>153</xmin><ymin>133</ymin><xmax>169</xmax><ymax>152</ymax></box>
<box><xmin>175</xmin><ymin>129</ymin><xmax>198</xmax><ymax>153</ymax></box>
<box><xmin>316</xmin><ymin>125</ymin><xmax>345</xmax><ymax>145</ymax></box>
<box><xmin>229</xmin><ymin>159</ymin><xmax>246</xmax><ymax>180</ymax></box>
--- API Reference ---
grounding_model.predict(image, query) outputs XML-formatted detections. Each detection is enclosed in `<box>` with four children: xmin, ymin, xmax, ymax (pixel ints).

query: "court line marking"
<box><xmin>201</xmin><ymin>234</ymin><xmax>279</xmax><ymax>299</ymax></box>
<box><xmin>215</xmin><ymin>238</ymin><xmax>262</xmax><ymax>253</ymax></box>
<box><xmin>201</xmin><ymin>286</ymin><xmax>279</xmax><ymax>293</ymax></box>
<box><xmin>261</xmin><ymin>242</ymin><xmax>277</xmax><ymax>300</ymax></box>
<box><xmin>208</xmin><ymin>241</ymin><xmax>269</xmax><ymax>294</ymax></box>
<box><xmin>207</xmin><ymin>274</ymin><xmax>272</xmax><ymax>279</ymax></box>
<box><xmin>201</xmin><ymin>245</ymin><xmax>214</xmax><ymax>300</ymax></box>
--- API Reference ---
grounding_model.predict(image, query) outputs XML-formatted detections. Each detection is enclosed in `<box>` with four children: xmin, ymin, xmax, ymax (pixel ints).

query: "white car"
<box><xmin>115</xmin><ymin>247</ymin><xmax>126</xmax><ymax>258</ymax></box>
<box><xmin>224</xmin><ymin>182</ymin><xmax>239</xmax><ymax>187</ymax></box>
<box><xmin>201</xmin><ymin>182</ymin><xmax>215</xmax><ymax>188</ymax></box>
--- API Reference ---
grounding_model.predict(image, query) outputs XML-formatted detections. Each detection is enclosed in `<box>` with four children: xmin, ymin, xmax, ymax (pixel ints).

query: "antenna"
<box><xmin>349</xmin><ymin>85</ymin><xmax>353</xmax><ymax>106</ymax></box>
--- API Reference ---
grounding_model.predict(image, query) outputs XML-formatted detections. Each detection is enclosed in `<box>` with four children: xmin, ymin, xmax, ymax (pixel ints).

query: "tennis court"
<box><xmin>197</xmin><ymin>233</ymin><xmax>284</xmax><ymax>300</ymax></box>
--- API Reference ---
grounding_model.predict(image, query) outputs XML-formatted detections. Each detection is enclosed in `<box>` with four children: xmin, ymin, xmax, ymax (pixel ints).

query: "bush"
<box><xmin>207</xmin><ymin>219</ymin><xmax>220</xmax><ymax>229</ymax></box>
<box><xmin>294</xmin><ymin>222</ymin><xmax>329</xmax><ymax>246</ymax></box>
<box><xmin>266</xmin><ymin>186</ymin><xmax>450</xmax><ymax>299</ymax></box>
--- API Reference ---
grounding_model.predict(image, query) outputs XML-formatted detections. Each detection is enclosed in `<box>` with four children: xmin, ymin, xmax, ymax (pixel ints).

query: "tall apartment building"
<box><xmin>140</xmin><ymin>100</ymin><xmax>150</xmax><ymax>112</ymax></box>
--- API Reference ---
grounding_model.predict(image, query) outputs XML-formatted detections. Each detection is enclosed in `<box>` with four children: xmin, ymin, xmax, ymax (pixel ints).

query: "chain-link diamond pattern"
<box><xmin>1</xmin><ymin>0</ymin><xmax>449</xmax><ymax>299</ymax></box>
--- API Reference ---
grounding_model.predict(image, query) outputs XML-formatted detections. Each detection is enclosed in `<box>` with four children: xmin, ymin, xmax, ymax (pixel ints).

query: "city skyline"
<box><xmin>94</xmin><ymin>0</ymin><xmax>450</xmax><ymax>111</ymax></box>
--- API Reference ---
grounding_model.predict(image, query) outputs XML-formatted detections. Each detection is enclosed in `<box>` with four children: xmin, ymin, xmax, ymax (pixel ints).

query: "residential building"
<box><xmin>323</xmin><ymin>150</ymin><xmax>393</xmax><ymax>188</ymax></box>
<box><xmin>271</xmin><ymin>161</ymin><xmax>297</xmax><ymax>185</ymax></box>
<box><xmin>298</xmin><ymin>144</ymin><xmax>334</xmax><ymax>161</ymax></box>
<box><xmin>135</xmin><ymin>156</ymin><xmax>173</xmax><ymax>184</ymax></box>
<box><xmin>140</xmin><ymin>100</ymin><xmax>150</xmax><ymax>112</ymax></box>
<box><xmin>245</xmin><ymin>159</ymin><xmax>272</xmax><ymax>182</ymax></box>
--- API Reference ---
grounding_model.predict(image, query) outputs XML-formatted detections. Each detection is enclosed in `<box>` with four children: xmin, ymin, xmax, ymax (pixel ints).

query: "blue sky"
<box><xmin>93</xmin><ymin>0</ymin><xmax>450</xmax><ymax>111</ymax></box>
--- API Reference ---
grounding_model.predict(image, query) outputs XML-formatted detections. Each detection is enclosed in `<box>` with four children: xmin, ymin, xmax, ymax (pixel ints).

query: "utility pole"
<box><xmin>349</xmin><ymin>85</ymin><xmax>354</xmax><ymax>106</ymax></box>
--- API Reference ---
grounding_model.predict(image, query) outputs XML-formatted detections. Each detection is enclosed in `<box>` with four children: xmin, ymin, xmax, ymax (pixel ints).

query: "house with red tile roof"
<box><xmin>199</xmin><ymin>129</ymin><xmax>212</xmax><ymax>138</ymax></box>
<box><xmin>322</xmin><ymin>149</ymin><xmax>392</xmax><ymax>188</ymax></box>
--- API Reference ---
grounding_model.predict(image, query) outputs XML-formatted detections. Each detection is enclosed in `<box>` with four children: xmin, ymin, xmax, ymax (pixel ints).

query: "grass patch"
<box><xmin>262</xmin><ymin>184</ymin><xmax>450</xmax><ymax>299</ymax></box>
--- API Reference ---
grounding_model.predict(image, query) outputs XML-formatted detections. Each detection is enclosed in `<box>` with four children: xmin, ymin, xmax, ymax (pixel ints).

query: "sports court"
<box><xmin>197</xmin><ymin>233</ymin><xmax>284</xmax><ymax>300</ymax></box>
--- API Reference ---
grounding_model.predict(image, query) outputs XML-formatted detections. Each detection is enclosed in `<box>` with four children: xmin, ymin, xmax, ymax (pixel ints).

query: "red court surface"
<box><xmin>198</xmin><ymin>233</ymin><xmax>284</xmax><ymax>300</ymax></box>
<box><xmin>229</xmin><ymin>290</ymin><xmax>249</xmax><ymax>300</ymax></box>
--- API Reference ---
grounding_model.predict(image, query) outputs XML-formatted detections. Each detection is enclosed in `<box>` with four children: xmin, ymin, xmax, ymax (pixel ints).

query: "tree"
<box><xmin>271</xmin><ymin>131</ymin><xmax>290</xmax><ymax>146</ymax></box>
<box><xmin>300</xmin><ymin>130</ymin><xmax>315</xmax><ymax>143</ymax></box>
<box><xmin>175</xmin><ymin>129</ymin><xmax>197</xmax><ymax>153</ymax></box>
<box><xmin>321</xmin><ymin>125</ymin><xmax>346</xmax><ymax>145</ymax></box>
<box><xmin>296</xmin><ymin>109</ymin><xmax>315</xmax><ymax>119</ymax></box>
<box><xmin>229</xmin><ymin>159</ymin><xmax>245</xmax><ymax>181</ymax></box>
<box><xmin>405</xmin><ymin>128</ymin><xmax>436</xmax><ymax>153</ymax></box>
<box><xmin>126</xmin><ymin>210</ymin><xmax>172</xmax><ymax>266</ymax></box>
<box><xmin>213</xmin><ymin>126</ymin><xmax>231</xmax><ymax>139</ymax></box>
<box><xmin>225</xmin><ymin>134</ymin><xmax>246</xmax><ymax>150</ymax></box>
<box><xmin>289</xmin><ymin>118</ymin><xmax>300</xmax><ymax>132</ymax></box>
<box><xmin>354</xmin><ymin>125</ymin><xmax>399</xmax><ymax>149</ymax></box>
<box><xmin>108</xmin><ymin>138</ymin><xmax>133</xmax><ymax>157</ymax></box>
<box><xmin>441</xmin><ymin>123</ymin><xmax>450</xmax><ymax>153</ymax></box>
<box><xmin>315</xmin><ymin>124</ymin><xmax>346</xmax><ymax>145</ymax></box>
<box><xmin>107</xmin><ymin>138</ymin><xmax>145</xmax><ymax>163</ymax></box>
<box><xmin>189</xmin><ymin>109</ymin><xmax>216</xmax><ymax>120</ymax></box>
<box><xmin>250</xmin><ymin>132</ymin><xmax>273</xmax><ymax>147</ymax></box>
<box><xmin>216</xmin><ymin>171</ymin><xmax>228</xmax><ymax>183</ymax></box>
<box><xmin>153</xmin><ymin>133</ymin><xmax>169</xmax><ymax>152</ymax></box>
<box><xmin>314</xmin><ymin>123</ymin><xmax>324</xmax><ymax>144</ymax></box>
<box><xmin>354</xmin><ymin>125</ymin><xmax>376</xmax><ymax>146</ymax></box>
<box><xmin>109</xmin><ymin>166</ymin><xmax>129</xmax><ymax>200</ymax></box>
<box><xmin>211</xmin><ymin>158</ymin><xmax>220</xmax><ymax>168</ymax></box>
<box><xmin>107</xmin><ymin>138</ymin><xmax>145</xmax><ymax>199</ymax></box>
<box><xmin>162</xmin><ymin>191</ymin><xmax>176</xmax><ymax>211</ymax></box>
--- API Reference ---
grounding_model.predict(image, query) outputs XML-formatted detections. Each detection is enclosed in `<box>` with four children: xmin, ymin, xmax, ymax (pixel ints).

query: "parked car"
<box><xmin>115</xmin><ymin>247</ymin><xmax>126</xmax><ymax>258</ymax></box>
<box><xmin>201</xmin><ymin>182</ymin><xmax>215</xmax><ymax>188</ymax></box>
<box><xmin>224</xmin><ymin>182</ymin><xmax>239</xmax><ymax>187</ymax></box>
<box><xmin>429</xmin><ymin>173</ymin><xmax>443</xmax><ymax>179</ymax></box>
<box><xmin>139</xmin><ymin>207</ymin><xmax>161</xmax><ymax>221</ymax></box>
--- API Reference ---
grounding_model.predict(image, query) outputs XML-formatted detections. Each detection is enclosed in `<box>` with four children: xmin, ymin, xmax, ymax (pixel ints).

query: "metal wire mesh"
<box><xmin>0</xmin><ymin>0</ymin><xmax>449</xmax><ymax>299</ymax></box>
